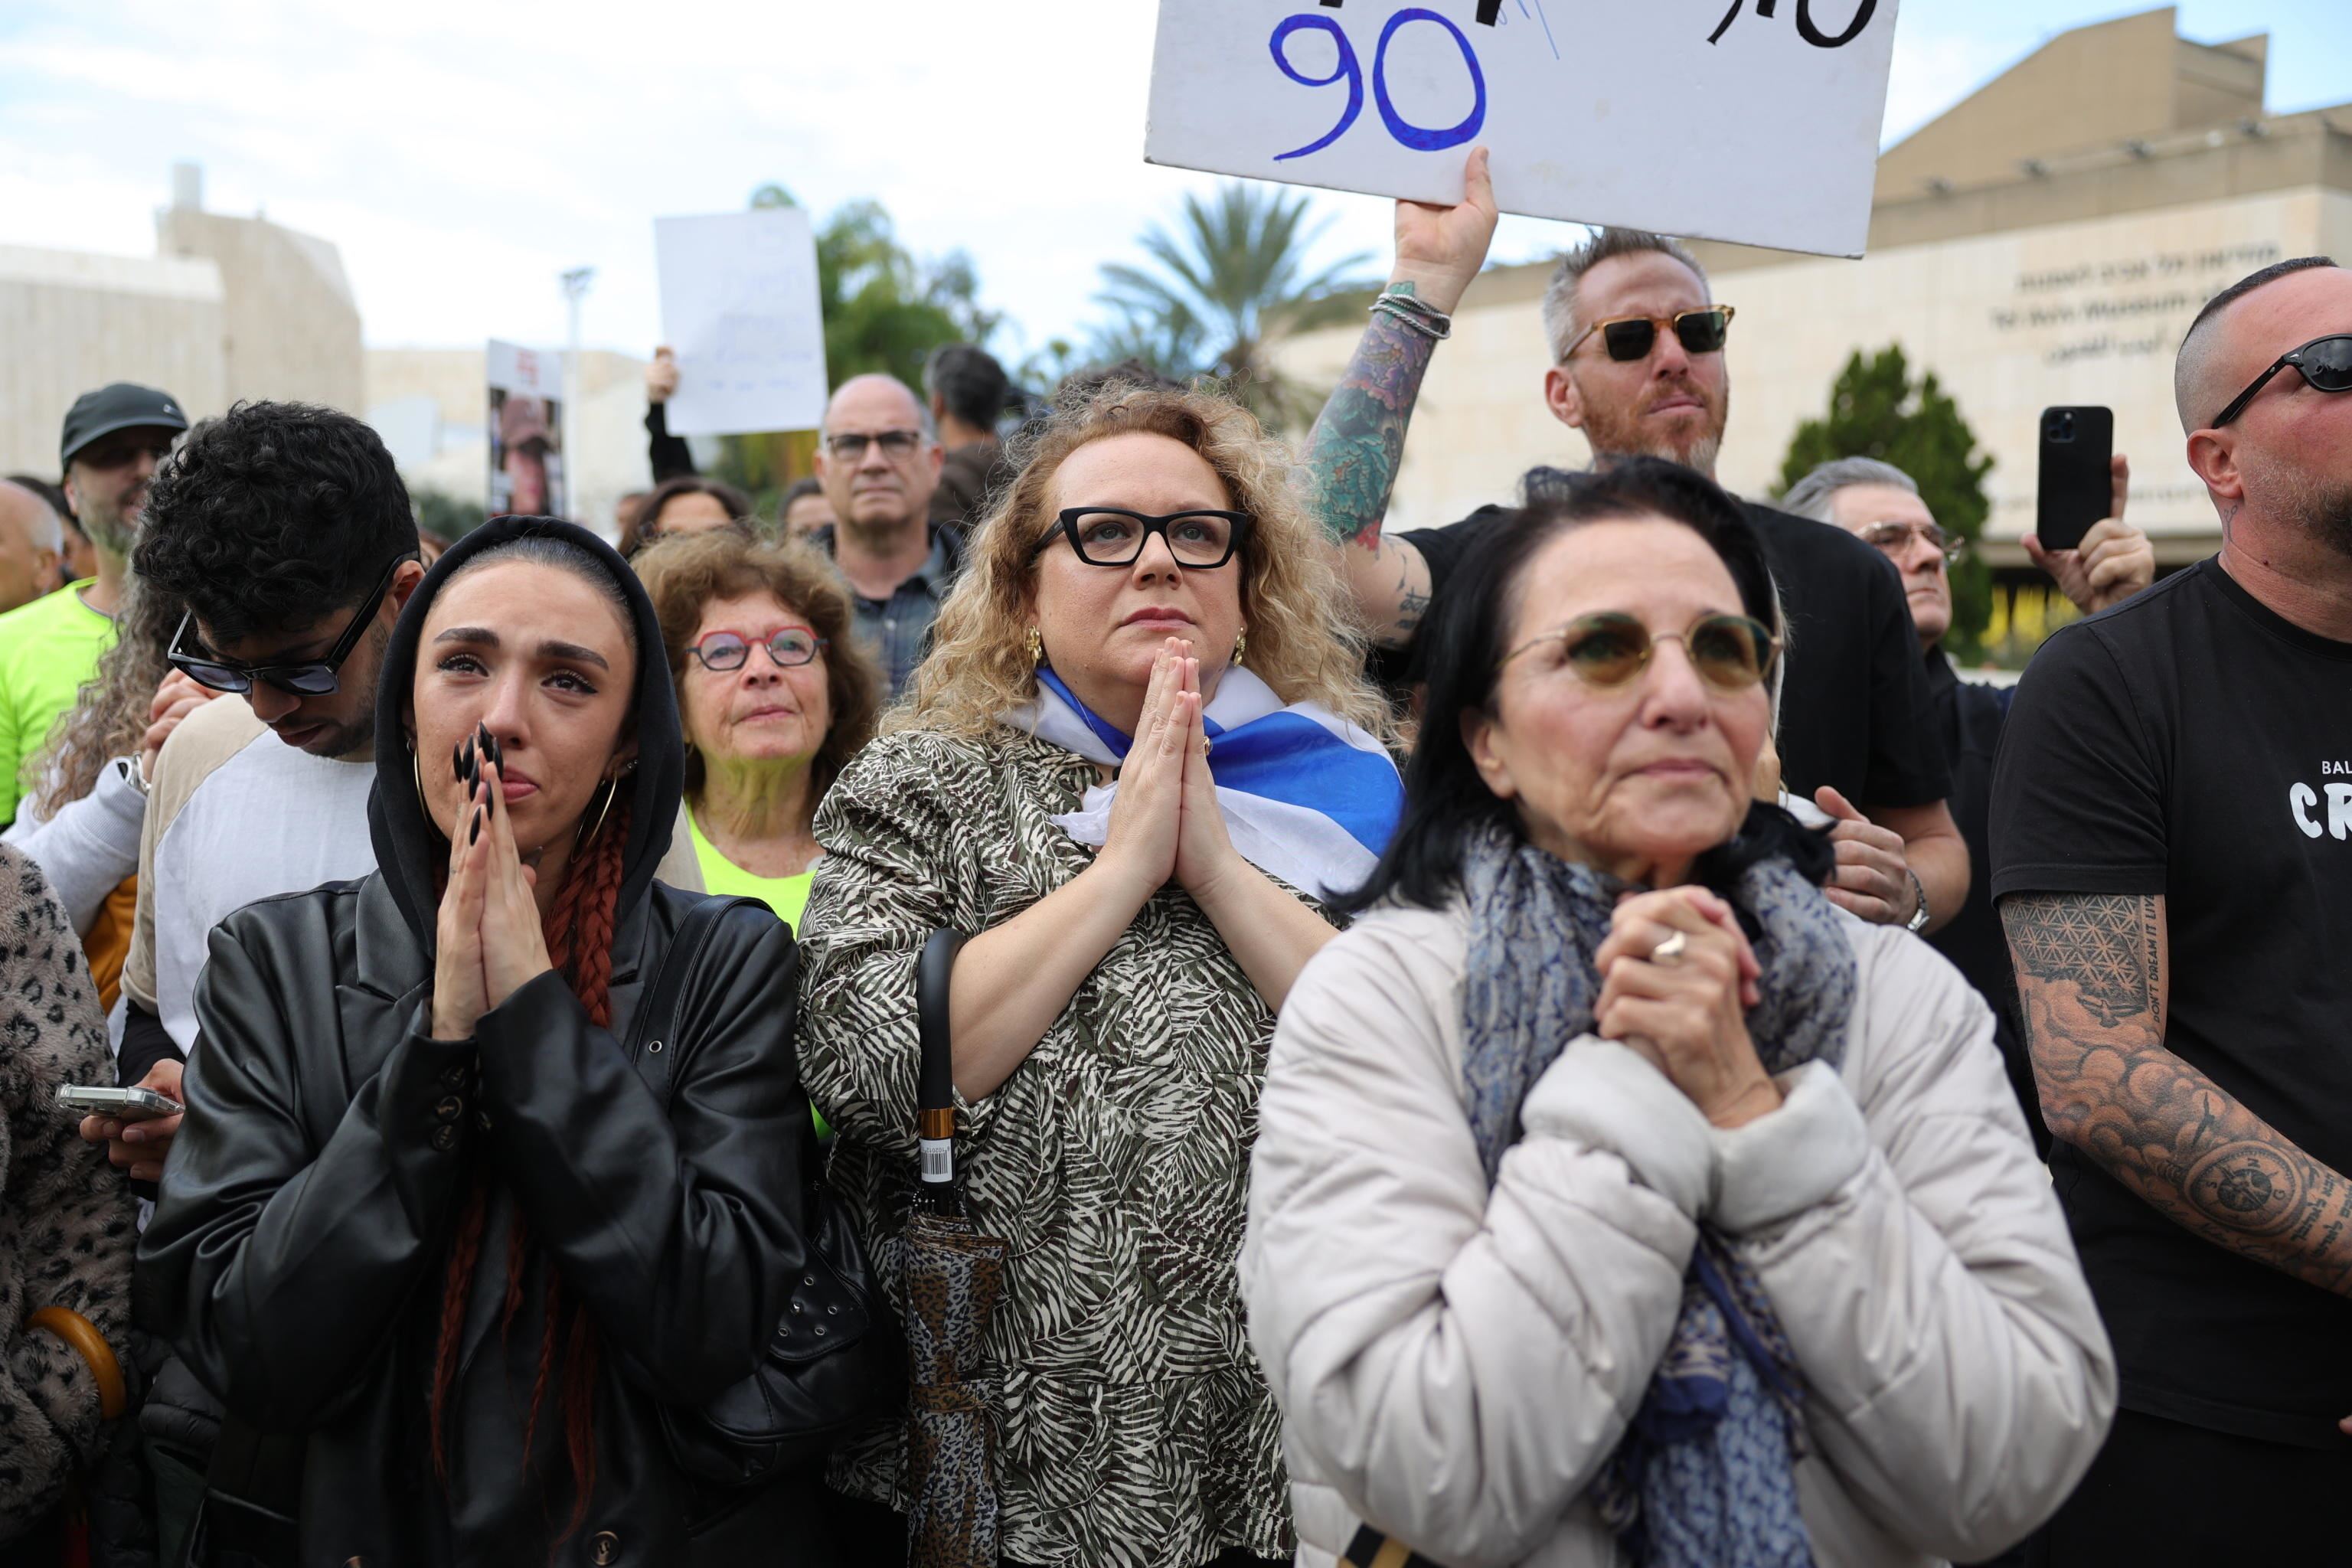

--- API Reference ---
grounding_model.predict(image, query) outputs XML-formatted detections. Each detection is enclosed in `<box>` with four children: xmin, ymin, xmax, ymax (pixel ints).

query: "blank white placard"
<box><xmin>1145</xmin><ymin>0</ymin><xmax>1900</xmax><ymax>259</ymax></box>
<box><xmin>655</xmin><ymin>208</ymin><xmax>830</xmax><ymax>436</ymax></box>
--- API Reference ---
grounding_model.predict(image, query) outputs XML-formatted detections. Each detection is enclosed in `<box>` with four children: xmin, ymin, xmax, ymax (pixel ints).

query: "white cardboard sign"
<box><xmin>1145</xmin><ymin>0</ymin><xmax>1901</xmax><ymax>259</ymax></box>
<box><xmin>655</xmin><ymin>208</ymin><xmax>830</xmax><ymax>436</ymax></box>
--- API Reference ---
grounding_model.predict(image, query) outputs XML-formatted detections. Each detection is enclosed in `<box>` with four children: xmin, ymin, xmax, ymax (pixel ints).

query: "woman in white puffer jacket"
<box><xmin>1242</xmin><ymin>465</ymin><xmax>2114</xmax><ymax>1568</ymax></box>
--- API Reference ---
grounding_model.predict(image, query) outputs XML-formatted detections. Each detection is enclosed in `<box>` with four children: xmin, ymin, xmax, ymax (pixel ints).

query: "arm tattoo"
<box><xmin>1300</xmin><ymin>307</ymin><xmax>1438</xmax><ymax>551</ymax></box>
<box><xmin>2003</xmin><ymin>891</ymin><xmax>2352</xmax><ymax>1295</ymax></box>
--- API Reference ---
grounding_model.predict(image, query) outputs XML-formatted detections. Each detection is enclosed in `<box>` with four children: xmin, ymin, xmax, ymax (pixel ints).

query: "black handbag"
<box><xmin>623</xmin><ymin>895</ymin><xmax>905</xmax><ymax>1488</ymax></box>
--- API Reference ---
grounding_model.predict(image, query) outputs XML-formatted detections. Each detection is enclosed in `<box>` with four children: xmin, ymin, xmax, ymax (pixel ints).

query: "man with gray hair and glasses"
<box><xmin>1302</xmin><ymin>152</ymin><xmax>1966</xmax><ymax>934</ymax></box>
<box><xmin>810</xmin><ymin>373</ymin><xmax>957</xmax><ymax>697</ymax></box>
<box><xmin>1782</xmin><ymin>455</ymin><xmax>2151</xmax><ymax>1153</ymax></box>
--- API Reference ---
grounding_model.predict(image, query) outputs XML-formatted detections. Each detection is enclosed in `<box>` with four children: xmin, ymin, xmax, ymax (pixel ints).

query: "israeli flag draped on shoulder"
<box><xmin>1007</xmin><ymin>665</ymin><xmax>1403</xmax><ymax>903</ymax></box>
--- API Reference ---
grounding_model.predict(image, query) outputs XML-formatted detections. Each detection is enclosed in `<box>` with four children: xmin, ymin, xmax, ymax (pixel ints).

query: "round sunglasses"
<box><xmin>1504</xmin><ymin>610</ymin><xmax>1780</xmax><ymax>693</ymax></box>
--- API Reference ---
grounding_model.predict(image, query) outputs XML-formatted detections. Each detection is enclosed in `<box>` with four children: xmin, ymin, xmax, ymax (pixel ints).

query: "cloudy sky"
<box><xmin>2</xmin><ymin>0</ymin><xmax>2345</xmax><ymax>374</ymax></box>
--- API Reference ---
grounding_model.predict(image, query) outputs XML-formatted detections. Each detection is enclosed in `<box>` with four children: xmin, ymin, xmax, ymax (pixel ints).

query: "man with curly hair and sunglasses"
<box><xmin>1300</xmin><ymin>151</ymin><xmax>1969</xmax><ymax>942</ymax></box>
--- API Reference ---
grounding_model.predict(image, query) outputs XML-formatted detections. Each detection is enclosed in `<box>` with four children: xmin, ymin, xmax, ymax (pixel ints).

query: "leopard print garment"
<box><xmin>800</xmin><ymin>726</ymin><xmax>1303</xmax><ymax>1568</ymax></box>
<box><xmin>0</xmin><ymin>844</ymin><xmax>136</xmax><ymax>1540</ymax></box>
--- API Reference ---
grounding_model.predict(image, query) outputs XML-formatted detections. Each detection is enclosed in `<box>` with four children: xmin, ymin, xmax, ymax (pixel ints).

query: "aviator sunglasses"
<box><xmin>168</xmin><ymin>551</ymin><xmax>415</xmax><ymax>696</ymax></box>
<box><xmin>1504</xmin><ymin>610</ymin><xmax>1781</xmax><ymax>694</ymax></box>
<box><xmin>2209</xmin><ymin>332</ymin><xmax>2352</xmax><ymax>429</ymax></box>
<box><xmin>1564</xmin><ymin>305</ymin><xmax>1736</xmax><ymax>364</ymax></box>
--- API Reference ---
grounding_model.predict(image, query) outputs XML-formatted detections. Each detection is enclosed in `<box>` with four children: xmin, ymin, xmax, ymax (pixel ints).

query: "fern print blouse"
<box><xmin>798</xmin><ymin>724</ymin><xmax>1305</xmax><ymax>1567</ymax></box>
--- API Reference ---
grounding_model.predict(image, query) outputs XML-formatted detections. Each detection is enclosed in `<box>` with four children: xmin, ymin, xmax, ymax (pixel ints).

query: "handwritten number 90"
<box><xmin>1269</xmin><ymin>8</ymin><xmax>1487</xmax><ymax>162</ymax></box>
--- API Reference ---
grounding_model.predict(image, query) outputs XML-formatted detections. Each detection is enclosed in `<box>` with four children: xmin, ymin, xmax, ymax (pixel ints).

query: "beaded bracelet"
<box><xmin>1370</xmin><ymin>288</ymin><xmax>1453</xmax><ymax>341</ymax></box>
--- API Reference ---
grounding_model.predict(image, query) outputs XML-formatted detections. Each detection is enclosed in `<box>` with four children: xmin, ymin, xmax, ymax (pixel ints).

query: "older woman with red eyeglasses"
<box><xmin>633</xmin><ymin>531</ymin><xmax>882</xmax><ymax>929</ymax></box>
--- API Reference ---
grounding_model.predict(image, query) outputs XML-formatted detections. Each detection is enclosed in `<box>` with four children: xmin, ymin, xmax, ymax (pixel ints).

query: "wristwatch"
<box><xmin>1903</xmin><ymin>868</ymin><xmax>1932</xmax><ymax>933</ymax></box>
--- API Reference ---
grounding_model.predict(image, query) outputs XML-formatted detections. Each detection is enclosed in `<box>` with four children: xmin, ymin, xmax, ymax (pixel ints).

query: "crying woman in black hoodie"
<box><xmin>139</xmin><ymin>518</ymin><xmax>828</xmax><ymax>1566</ymax></box>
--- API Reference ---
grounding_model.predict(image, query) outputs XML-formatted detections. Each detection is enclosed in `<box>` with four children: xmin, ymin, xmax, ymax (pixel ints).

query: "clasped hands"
<box><xmin>1596</xmin><ymin>887</ymin><xmax>1782</xmax><ymax>1130</ymax></box>
<box><xmin>1094</xmin><ymin>639</ymin><xmax>1248</xmax><ymax>908</ymax></box>
<box><xmin>432</xmin><ymin>726</ymin><xmax>555</xmax><ymax>1041</ymax></box>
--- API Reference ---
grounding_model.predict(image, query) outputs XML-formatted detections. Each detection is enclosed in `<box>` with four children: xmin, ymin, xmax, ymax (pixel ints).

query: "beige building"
<box><xmin>0</xmin><ymin>165</ymin><xmax>363</xmax><ymax>480</ymax></box>
<box><xmin>1272</xmin><ymin>7</ymin><xmax>2352</xmax><ymax>574</ymax></box>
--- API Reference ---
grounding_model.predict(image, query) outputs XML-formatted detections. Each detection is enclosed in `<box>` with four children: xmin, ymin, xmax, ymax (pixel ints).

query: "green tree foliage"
<box><xmin>1096</xmin><ymin>182</ymin><xmax>1370</xmax><ymax>432</ymax></box>
<box><xmin>1778</xmin><ymin>345</ymin><xmax>1998</xmax><ymax>657</ymax></box>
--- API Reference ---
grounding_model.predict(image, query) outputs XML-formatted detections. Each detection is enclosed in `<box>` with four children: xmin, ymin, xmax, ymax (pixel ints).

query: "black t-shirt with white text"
<box><xmin>1991</xmin><ymin>558</ymin><xmax>2352</xmax><ymax>1447</ymax></box>
<box><xmin>1389</xmin><ymin>501</ymin><xmax>1949</xmax><ymax>810</ymax></box>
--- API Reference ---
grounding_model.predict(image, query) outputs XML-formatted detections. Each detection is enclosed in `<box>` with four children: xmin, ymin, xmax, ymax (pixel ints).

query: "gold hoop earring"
<box><xmin>1232</xmin><ymin>626</ymin><xmax>1247</xmax><ymax>666</ymax></box>
<box><xmin>1026</xmin><ymin>626</ymin><xmax>1044</xmax><ymax>668</ymax></box>
<box><xmin>578</xmin><ymin>776</ymin><xmax>619</xmax><ymax>849</ymax></box>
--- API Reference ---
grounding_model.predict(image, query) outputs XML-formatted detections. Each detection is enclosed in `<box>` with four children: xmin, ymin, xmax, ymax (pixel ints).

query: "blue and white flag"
<box><xmin>1009</xmin><ymin>667</ymin><xmax>1403</xmax><ymax>903</ymax></box>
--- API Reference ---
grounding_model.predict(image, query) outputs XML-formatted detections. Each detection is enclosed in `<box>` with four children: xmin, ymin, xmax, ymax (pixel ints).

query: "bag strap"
<box><xmin>624</xmin><ymin>896</ymin><xmax>764</xmax><ymax>1109</ymax></box>
<box><xmin>914</xmin><ymin>929</ymin><xmax>962</xmax><ymax>1187</ymax></box>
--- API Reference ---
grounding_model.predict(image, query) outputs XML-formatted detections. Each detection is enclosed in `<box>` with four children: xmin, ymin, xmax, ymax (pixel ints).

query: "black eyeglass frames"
<box><xmin>1031</xmin><ymin>509</ymin><xmax>1253</xmax><ymax>570</ymax></box>
<box><xmin>168</xmin><ymin>551</ymin><xmax>416</xmax><ymax>696</ymax></box>
<box><xmin>2210</xmin><ymin>333</ymin><xmax>2352</xmax><ymax>429</ymax></box>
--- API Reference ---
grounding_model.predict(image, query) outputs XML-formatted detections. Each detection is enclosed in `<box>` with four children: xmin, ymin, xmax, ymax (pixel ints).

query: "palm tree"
<box><xmin>1095</xmin><ymin>182</ymin><xmax>1372</xmax><ymax>432</ymax></box>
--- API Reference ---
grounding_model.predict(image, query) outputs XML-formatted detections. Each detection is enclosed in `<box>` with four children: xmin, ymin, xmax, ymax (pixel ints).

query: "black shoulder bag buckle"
<box><xmin>623</xmin><ymin>895</ymin><xmax>905</xmax><ymax>1488</ymax></box>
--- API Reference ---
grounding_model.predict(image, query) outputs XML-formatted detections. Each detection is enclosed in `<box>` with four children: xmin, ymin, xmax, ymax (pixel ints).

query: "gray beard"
<box><xmin>2267</xmin><ymin>466</ymin><xmax>2352</xmax><ymax>560</ymax></box>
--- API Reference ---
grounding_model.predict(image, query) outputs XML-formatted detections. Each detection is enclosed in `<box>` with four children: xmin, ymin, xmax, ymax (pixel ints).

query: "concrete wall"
<box><xmin>157</xmin><ymin>207</ymin><xmax>364</xmax><ymax>416</ymax></box>
<box><xmin>0</xmin><ymin>245</ymin><xmax>227</xmax><ymax>479</ymax></box>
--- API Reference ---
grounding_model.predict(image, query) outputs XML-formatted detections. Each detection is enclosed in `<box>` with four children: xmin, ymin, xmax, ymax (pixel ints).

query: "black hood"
<box><xmin>369</xmin><ymin>516</ymin><xmax>685</xmax><ymax>948</ymax></box>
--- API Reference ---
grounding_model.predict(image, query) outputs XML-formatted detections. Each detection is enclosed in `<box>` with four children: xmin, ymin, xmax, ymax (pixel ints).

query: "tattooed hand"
<box><xmin>2004</xmin><ymin>890</ymin><xmax>2352</xmax><ymax>1297</ymax></box>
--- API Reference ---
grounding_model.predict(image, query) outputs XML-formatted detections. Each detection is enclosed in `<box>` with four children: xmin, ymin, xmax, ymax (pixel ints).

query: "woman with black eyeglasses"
<box><xmin>798</xmin><ymin>385</ymin><xmax>1402</xmax><ymax>1566</ymax></box>
<box><xmin>632</xmin><ymin>530</ymin><xmax>882</xmax><ymax>927</ymax></box>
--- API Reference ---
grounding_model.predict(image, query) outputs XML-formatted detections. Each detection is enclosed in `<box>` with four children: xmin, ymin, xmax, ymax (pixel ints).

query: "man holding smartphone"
<box><xmin>1994</xmin><ymin>256</ymin><xmax>2352</xmax><ymax>1557</ymax></box>
<box><xmin>1304</xmin><ymin>151</ymin><xmax>1969</xmax><ymax>935</ymax></box>
<box><xmin>1781</xmin><ymin>455</ymin><xmax>2153</xmax><ymax>1156</ymax></box>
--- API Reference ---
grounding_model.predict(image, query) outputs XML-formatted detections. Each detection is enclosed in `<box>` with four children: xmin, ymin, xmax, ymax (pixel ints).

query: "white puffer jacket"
<box><xmin>1242</xmin><ymin>898</ymin><xmax>2115</xmax><ymax>1568</ymax></box>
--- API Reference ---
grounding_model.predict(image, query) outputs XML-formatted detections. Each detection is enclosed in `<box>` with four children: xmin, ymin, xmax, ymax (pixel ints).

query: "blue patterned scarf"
<box><xmin>1457</xmin><ymin>819</ymin><xmax>1855</xmax><ymax>1568</ymax></box>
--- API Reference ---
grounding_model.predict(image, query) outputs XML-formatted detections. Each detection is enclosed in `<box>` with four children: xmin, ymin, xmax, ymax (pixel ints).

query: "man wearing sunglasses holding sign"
<box><xmin>1304</xmin><ymin>150</ymin><xmax>1968</xmax><ymax>937</ymax></box>
<box><xmin>1992</xmin><ymin>260</ymin><xmax>2352</xmax><ymax>1557</ymax></box>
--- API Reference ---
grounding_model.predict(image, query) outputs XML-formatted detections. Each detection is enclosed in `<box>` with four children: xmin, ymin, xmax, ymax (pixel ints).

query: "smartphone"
<box><xmin>57</xmin><ymin>1084</ymin><xmax>182</xmax><ymax>1121</ymax></box>
<box><xmin>2037</xmin><ymin>405</ymin><xmax>2114</xmax><ymax>553</ymax></box>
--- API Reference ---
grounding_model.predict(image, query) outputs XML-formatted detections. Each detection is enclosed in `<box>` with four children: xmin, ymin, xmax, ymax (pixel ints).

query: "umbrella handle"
<box><xmin>916</xmin><ymin>929</ymin><xmax>965</xmax><ymax>1185</ymax></box>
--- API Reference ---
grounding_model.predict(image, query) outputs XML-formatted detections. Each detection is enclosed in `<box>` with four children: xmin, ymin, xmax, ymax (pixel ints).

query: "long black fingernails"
<box><xmin>452</xmin><ymin>739</ymin><xmax>467</xmax><ymax>783</ymax></box>
<box><xmin>470</xmin><ymin>807</ymin><xmax>483</xmax><ymax>844</ymax></box>
<box><xmin>485</xmin><ymin>730</ymin><xmax>501</xmax><ymax>771</ymax></box>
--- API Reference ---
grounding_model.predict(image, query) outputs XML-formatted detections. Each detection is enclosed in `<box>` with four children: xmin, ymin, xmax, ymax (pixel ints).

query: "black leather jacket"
<box><xmin>135</xmin><ymin>519</ymin><xmax>822</xmax><ymax>1567</ymax></box>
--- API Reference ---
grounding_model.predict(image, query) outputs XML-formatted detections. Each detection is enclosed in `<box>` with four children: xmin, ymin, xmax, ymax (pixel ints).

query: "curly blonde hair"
<box><xmin>898</xmin><ymin>384</ymin><xmax>1388</xmax><ymax>740</ymax></box>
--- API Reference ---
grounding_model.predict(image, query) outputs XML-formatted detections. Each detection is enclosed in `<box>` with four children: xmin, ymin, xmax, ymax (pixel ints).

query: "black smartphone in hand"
<box><xmin>2037</xmin><ymin>406</ymin><xmax>2113</xmax><ymax>553</ymax></box>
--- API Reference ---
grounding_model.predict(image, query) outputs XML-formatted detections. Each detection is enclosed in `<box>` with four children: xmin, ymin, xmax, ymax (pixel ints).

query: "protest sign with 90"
<box><xmin>1145</xmin><ymin>0</ymin><xmax>1901</xmax><ymax>260</ymax></box>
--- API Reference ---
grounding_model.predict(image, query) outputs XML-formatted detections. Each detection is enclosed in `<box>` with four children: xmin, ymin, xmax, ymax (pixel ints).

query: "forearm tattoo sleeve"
<box><xmin>2003</xmin><ymin>892</ymin><xmax>2352</xmax><ymax>1295</ymax></box>
<box><xmin>1299</xmin><ymin>308</ymin><xmax>1439</xmax><ymax>552</ymax></box>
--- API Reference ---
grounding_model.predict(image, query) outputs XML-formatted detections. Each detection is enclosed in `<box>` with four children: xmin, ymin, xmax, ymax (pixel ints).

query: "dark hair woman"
<box><xmin>138</xmin><ymin>517</ymin><xmax>826</xmax><ymax>1565</ymax></box>
<box><xmin>620</xmin><ymin>475</ymin><xmax>756</xmax><ymax>558</ymax></box>
<box><xmin>1240</xmin><ymin>460</ymin><xmax>2115</xmax><ymax>1568</ymax></box>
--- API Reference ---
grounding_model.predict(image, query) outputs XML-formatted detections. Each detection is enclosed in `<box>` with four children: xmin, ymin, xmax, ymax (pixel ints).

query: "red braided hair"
<box><xmin>428</xmin><ymin>797</ymin><xmax>633</xmax><ymax>1547</ymax></box>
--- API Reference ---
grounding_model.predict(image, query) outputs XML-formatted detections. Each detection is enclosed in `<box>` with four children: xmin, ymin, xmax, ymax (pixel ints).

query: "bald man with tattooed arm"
<box><xmin>1992</xmin><ymin>256</ymin><xmax>2352</xmax><ymax>1563</ymax></box>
